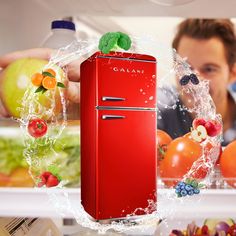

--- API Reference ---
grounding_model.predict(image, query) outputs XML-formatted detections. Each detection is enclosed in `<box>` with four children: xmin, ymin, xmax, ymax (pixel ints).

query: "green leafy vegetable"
<box><xmin>98</xmin><ymin>32</ymin><xmax>132</xmax><ymax>54</ymax></box>
<box><xmin>117</xmin><ymin>32</ymin><xmax>132</xmax><ymax>50</ymax></box>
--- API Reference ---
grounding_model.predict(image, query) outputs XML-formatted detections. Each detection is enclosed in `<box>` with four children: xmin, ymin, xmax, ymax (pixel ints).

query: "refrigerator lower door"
<box><xmin>96</xmin><ymin>109</ymin><xmax>157</xmax><ymax>220</ymax></box>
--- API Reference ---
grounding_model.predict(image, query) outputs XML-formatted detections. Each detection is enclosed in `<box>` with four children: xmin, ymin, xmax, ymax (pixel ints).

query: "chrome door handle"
<box><xmin>102</xmin><ymin>96</ymin><xmax>126</xmax><ymax>101</ymax></box>
<box><xmin>102</xmin><ymin>115</ymin><xmax>126</xmax><ymax>120</ymax></box>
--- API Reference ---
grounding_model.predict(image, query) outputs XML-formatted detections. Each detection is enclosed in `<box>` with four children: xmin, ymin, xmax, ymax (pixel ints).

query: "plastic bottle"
<box><xmin>41</xmin><ymin>20</ymin><xmax>77</xmax><ymax>48</ymax></box>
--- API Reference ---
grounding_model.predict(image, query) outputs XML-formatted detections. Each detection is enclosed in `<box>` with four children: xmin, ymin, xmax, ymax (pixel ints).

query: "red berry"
<box><xmin>41</xmin><ymin>171</ymin><xmax>52</xmax><ymax>180</ymax></box>
<box><xmin>205</xmin><ymin>120</ymin><xmax>222</xmax><ymax>137</ymax></box>
<box><xmin>201</xmin><ymin>225</ymin><xmax>209</xmax><ymax>234</ymax></box>
<box><xmin>228</xmin><ymin>224</ymin><xmax>236</xmax><ymax>236</ymax></box>
<box><xmin>46</xmin><ymin>175</ymin><xmax>59</xmax><ymax>187</ymax></box>
<box><xmin>192</xmin><ymin>118</ymin><xmax>206</xmax><ymax>129</ymax></box>
<box><xmin>38</xmin><ymin>175</ymin><xmax>46</xmax><ymax>187</ymax></box>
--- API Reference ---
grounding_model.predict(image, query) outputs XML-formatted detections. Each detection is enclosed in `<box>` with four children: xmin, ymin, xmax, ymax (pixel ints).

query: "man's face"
<box><xmin>177</xmin><ymin>36</ymin><xmax>232</xmax><ymax>109</ymax></box>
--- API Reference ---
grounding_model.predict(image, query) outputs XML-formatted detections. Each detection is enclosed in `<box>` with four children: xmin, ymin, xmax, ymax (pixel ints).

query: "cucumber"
<box><xmin>204</xmin><ymin>219</ymin><xmax>235</xmax><ymax>231</ymax></box>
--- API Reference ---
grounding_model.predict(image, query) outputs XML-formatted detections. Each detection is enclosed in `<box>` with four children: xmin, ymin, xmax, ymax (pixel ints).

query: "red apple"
<box><xmin>205</xmin><ymin>120</ymin><xmax>222</xmax><ymax>137</ymax></box>
<box><xmin>192</xmin><ymin>118</ymin><xmax>207</xmax><ymax>129</ymax></box>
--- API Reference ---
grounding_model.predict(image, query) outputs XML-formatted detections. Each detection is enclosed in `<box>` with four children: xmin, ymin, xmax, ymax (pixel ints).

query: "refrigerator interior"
<box><xmin>1</xmin><ymin>0</ymin><xmax>236</xmax><ymax>235</ymax></box>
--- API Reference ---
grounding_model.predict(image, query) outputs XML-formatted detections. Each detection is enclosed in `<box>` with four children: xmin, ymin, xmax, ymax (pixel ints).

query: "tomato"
<box><xmin>159</xmin><ymin>135</ymin><xmax>210</xmax><ymax>187</ymax></box>
<box><xmin>0</xmin><ymin>173</ymin><xmax>10</xmax><ymax>187</ymax></box>
<box><xmin>156</xmin><ymin>129</ymin><xmax>172</xmax><ymax>161</ymax></box>
<box><xmin>27</xmin><ymin>118</ymin><xmax>47</xmax><ymax>138</ymax></box>
<box><xmin>219</xmin><ymin>140</ymin><xmax>236</xmax><ymax>188</ymax></box>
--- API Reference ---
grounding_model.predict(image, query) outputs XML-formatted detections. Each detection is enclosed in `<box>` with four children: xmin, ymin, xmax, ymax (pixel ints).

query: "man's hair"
<box><xmin>172</xmin><ymin>19</ymin><xmax>236</xmax><ymax>68</ymax></box>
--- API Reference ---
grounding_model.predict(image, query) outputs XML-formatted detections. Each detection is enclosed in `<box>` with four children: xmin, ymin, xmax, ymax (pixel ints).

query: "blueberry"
<box><xmin>189</xmin><ymin>73</ymin><xmax>199</xmax><ymax>85</ymax></box>
<box><xmin>175</xmin><ymin>189</ymin><xmax>180</xmax><ymax>194</ymax></box>
<box><xmin>179</xmin><ymin>75</ymin><xmax>190</xmax><ymax>86</ymax></box>
<box><xmin>180</xmin><ymin>190</ymin><xmax>188</xmax><ymax>197</ymax></box>
<box><xmin>178</xmin><ymin>181</ymin><xmax>185</xmax><ymax>187</ymax></box>
<box><xmin>188</xmin><ymin>190</ymin><xmax>194</xmax><ymax>196</ymax></box>
<box><xmin>185</xmin><ymin>184</ymin><xmax>193</xmax><ymax>191</ymax></box>
<box><xmin>175</xmin><ymin>185</ymin><xmax>181</xmax><ymax>190</ymax></box>
<box><xmin>180</xmin><ymin>185</ymin><xmax>186</xmax><ymax>190</ymax></box>
<box><xmin>194</xmin><ymin>189</ymin><xmax>200</xmax><ymax>194</ymax></box>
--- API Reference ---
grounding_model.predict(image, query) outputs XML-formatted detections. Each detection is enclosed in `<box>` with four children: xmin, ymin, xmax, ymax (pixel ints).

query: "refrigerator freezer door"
<box><xmin>96</xmin><ymin>109</ymin><xmax>157</xmax><ymax>219</ymax></box>
<box><xmin>96</xmin><ymin>56</ymin><xmax>156</xmax><ymax>108</ymax></box>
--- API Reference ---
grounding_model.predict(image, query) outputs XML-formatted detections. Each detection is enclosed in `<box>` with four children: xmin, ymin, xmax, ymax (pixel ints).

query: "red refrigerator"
<box><xmin>81</xmin><ymin>51</ymin><xmax>157</xmax><ymax>220</ymax></box>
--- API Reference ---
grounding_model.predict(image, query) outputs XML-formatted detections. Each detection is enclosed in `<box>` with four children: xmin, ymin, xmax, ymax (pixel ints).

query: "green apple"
<box><xmin>0</xmin><ymin>58</ymin><xmax>64</xmax><ymax>118</ymax></box>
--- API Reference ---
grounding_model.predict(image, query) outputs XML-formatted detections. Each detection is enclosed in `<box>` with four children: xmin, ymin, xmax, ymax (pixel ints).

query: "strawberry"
<box><xmin>41</xmin><ymin>171</ymin><xmax>52</xmax><ymax>180</ymax></box>
<box><xmin>205</xmin><ymin>120</ymin><xmax>222</xmax><ymax>137</ymax></box>
<box><xmin>38</xmin><ymin>171</ymin><xmax>60</xmax><ymax>188</ymax></box>
<box><xmin>46</xmin><ymin>174</ymin><xmax>59</xmax><ymax>187</ymax></box>
<box><xmin>37</xmin><ymin>175</ymin><xmax>46</xmax><ymax>187</ymax></box>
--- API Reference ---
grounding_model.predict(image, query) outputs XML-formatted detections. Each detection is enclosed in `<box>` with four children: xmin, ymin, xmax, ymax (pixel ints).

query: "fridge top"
<box><xmin>90</xmin><ymin>51</ymin><xmax>156</xmax><ymax>62</ymax></box>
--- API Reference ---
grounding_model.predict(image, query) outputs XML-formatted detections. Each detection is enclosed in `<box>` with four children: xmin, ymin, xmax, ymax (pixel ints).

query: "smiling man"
<box><xmin>158</xmin><ymin>19</ymin><xmax>236</xmax><ymax>145</ymax></box>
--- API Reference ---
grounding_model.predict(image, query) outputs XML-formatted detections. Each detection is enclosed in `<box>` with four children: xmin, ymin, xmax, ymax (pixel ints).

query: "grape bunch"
<box><xmin>175</xmin><ymin>178</ymin><xmax>204</xmax><ymax>198</ymax></box>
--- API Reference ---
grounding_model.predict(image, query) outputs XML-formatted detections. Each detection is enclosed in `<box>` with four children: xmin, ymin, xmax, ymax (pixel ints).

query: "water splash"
<box><xmin>18</xmin><ymin>36</ymin><xmax>222</xmax><ymax>234</ymax></box>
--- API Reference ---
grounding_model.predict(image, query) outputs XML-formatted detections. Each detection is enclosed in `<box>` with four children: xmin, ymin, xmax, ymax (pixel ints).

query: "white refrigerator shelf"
<box><xmin>0</xmin><ymin>187</ymin><xmax>235</xmax><ymax>218</ymax></box>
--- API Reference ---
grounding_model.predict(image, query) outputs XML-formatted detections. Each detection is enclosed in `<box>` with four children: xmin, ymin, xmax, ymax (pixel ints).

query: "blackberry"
<box><xmin>179</xmin><ymin>75</ymin><xmax>190</xmax><ymax>86</ymax></box>
<box><xmin>189</xmin><ymin>73</ymin><xmax>199</xmax><ymax>85</ymax></box>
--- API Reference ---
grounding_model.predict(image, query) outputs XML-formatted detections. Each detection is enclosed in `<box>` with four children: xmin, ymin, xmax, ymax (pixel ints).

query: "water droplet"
<box><xmin>144</xmin><ymin>100</ymin><xmax>148</xmax><ymax>103</ymax></box>
<box><xmin>140</xmin><ymin>89</ymin><xmax>143</xmax><ymax>92</ymax></box>
<box><xmin>149</xmin><ymin>96</ymin><xmax>154</xmax><ymax>100</ymax></box>
<box><xmin>142</xmin><ymin>92</ymin><xmax>146</xmax><ymax>95</ymax></box>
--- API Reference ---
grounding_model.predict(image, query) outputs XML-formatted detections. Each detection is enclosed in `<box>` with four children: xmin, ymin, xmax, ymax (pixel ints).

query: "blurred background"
<box><xmin>0</xmin><ymin>0</ymin><xmax>236</xmax><ymax>54</ymax></box>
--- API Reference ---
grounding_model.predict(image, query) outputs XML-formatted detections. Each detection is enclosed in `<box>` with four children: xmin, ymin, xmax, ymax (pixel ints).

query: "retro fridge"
<box><xmin>80</xmin><ymin>51</ymin><xmax>157</xmax><ymax>220</ymax></box>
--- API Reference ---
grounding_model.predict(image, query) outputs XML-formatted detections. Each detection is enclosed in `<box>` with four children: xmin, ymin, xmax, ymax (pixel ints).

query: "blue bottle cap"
<box><xmin>51</xmin><ymin>20</ymin><xmax>76</xmax><ymax>31</ymax></box>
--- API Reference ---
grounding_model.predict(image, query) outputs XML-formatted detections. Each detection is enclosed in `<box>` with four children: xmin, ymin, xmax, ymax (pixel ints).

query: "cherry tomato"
<box><xmin>156</xmin><ymin>129</ymin><xmax>172</xmax><ymax>162</ymax></box>
<box><xmin>159</xmin><ymin>134</ymin><xmax>207</xmax><ymax>187</ymax></box>
<box><xmin>27</xmin><ymin>118</ymin><xmax>47</xmax><ymax>138</ymax></box>
<box><xmin>220</xmin><ymin>140</ymin><xmax>236</xmax><ymax>188</ymax></box>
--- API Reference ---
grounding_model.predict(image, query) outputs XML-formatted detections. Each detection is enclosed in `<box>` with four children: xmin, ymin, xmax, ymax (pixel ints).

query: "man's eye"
<box><xmin>202</xmin><ymin>66</ymin><xmax>217</xmax><ymax>73</ymax></box>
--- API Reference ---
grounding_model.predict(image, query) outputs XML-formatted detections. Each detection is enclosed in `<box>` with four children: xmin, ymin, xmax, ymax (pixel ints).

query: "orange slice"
<box><xmin>44</xmin><ymin>68</ymin><xmax>56</xmax><ymax>77</ymax></box>
<box><xmin>31</xmin><ymin>72</ymin><xmax>44</xmax><ymax>86</ymax></box>
<box><xmin>42</xmin><ymin>76</ymin><xmax>57</xmax><ymax>90</ymax></box>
